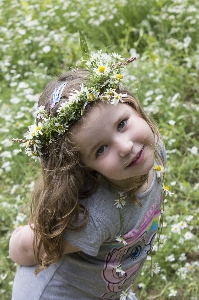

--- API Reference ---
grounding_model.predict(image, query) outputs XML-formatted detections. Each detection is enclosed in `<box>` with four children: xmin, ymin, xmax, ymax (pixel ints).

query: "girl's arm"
<box><xmin>9</xmin><ymin>225</ymin><xmax>39</xmax><ymax>266</ymax></box>
<box><xmin>9</xmin><ymin>225</ymin><xmax>80</xmax><ymax>266</ymax></box>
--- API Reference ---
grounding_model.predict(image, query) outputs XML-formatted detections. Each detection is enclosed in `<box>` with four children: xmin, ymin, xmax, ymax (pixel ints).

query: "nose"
<box><xmin>115</xmin><ymin>137</ymin><xmax>134</xmax><ymax>157</ymax></box>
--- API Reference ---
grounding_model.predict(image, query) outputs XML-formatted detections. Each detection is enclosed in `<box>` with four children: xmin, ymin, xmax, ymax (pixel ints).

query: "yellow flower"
<box><xmin>36</xmin><ymin>126</ymin><xmax>41</xmax><ymax>131</ymax></box>
<box><xmin>119</xmin><ymin>196</ymin><xmax>125</xmax><ymax>203</ymax></box>
<box><xmin>154</xmin><ymin>165</ymin><xmax>162</xmax><ymax>171</ymax></box>
<box><xmin>163</xmin><ymin>185</ymin><xmax>174</xmax><ymax>197</ymax></box>
<box><xmin>116</xmin><ymin>73</ymin><xmax>123</xmax><ymax>79</ymax></box>
<box><xmin>164</xmin><ymin>185</ymin><xmax>170</xmax><ymax>191</ymax></box>
<box><xmin>108</xmin><ymin>91</ymin><xmax>114</xmax><ymax>96</ymax></box>
<box><xmin>103</xmin><ymin>96</ymin><xmax>109</xmax><ymax>101</ymax></box>
<box><xmin>98</xmin><ymin>65</ymin><xmax>106</xmax><ymax>73</ymax></box>
<box><xmin>88</xmin><ymin>93</ymin><xmax>95</xmax><ymax>101</ymax></box>
<box><xmin>32</xmin><ymin>152</ymin><xmax>38</xmax><ymax>156</ymax></box>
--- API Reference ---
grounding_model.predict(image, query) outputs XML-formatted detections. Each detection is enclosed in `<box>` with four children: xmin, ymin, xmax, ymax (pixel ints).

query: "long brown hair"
<box><xmin>29</xmin><ymin>70</ymin><xmax>163</xmax><ymax>273</ymax></box>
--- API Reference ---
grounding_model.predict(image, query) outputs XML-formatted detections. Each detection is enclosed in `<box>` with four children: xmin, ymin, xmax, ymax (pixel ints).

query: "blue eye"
<box><xmin>124</xmin><ymin>245</ymin><xmax>142</xmax><ymax>261</ymax></box>
<box><xmin>118</xmin><ymin>119</ymin><xmax>128</xmax><ymax>131</ymax></box>
<box><xmin>96</xmin><ymin>145</ymin><xmax>108</xmax><ymax>157</ymax></box>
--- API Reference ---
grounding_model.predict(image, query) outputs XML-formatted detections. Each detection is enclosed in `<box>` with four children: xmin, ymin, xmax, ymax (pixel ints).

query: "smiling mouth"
<box><xmin>126</xmin><ymin>147</ymin><xmax>144</xmax><ymax>167</ymax></box>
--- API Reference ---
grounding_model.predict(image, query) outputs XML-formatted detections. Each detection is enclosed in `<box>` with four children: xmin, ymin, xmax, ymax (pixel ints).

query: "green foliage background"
<box><xmin>0</xmin><ymin>0</ymin><xmax>199</xmax><ymax>299</ymax></box>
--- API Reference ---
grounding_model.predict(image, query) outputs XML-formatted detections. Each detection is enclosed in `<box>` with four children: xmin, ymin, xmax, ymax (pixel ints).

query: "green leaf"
<box><xmin>79</xmin><ymin>30</ymin><xmax>89</xmax><ymax>59</ymax></box>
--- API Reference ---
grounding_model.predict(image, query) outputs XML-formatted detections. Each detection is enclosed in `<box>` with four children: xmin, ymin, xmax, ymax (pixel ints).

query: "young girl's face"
<box><xmin>71</xmin><ymin>101</ymin><xmax>155</xmax><ymax>188</ymax></box>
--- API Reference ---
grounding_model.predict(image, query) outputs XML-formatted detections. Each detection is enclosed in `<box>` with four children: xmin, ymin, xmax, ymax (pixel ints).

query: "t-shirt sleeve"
<box><xmin>63</xmin><ymin>213</ymin><xmax>111</xmax><ymax>256</ymax></box>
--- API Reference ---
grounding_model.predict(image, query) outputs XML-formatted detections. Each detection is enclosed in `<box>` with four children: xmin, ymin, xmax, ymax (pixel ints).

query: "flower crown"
<box><xmin>13</xmin><ymin>50</ymin><xmax>136</xmax><ymax>159</ymax></box>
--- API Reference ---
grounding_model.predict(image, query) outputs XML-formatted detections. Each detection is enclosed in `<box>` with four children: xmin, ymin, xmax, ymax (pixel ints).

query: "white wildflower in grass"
<box><xmin>1</xmin><ymin>138</ymin><xmax>13</xmax><ymax>147</ymax></box>
<box><xmin>10</xmin><ymin>97</ymin><xmax>21</xmax><ymax>104</ymax></box>
<box><xmin>184</xmin><ymin>231</ymin><xmax>193</xmax><ymax>240</ymax></box>
<box><xmin>145</xmin><ymin>90</ymin><xmax>154</xmax><ymax>97</ymax></box>
<box><xmin>185</xmin><ymin>262</ymin><xmax>194</xmax><ymax>272</ymax></box>
<box><xmin>161</xmin><ymin>274</ymin><xmax>167</xmax><ymax>281</ymax></box>
<box><xmin>17</xmin><ymin>82</ymin><xmax>29</xmax><ymax>89</ymax></box>
<box><xmin>179</xmin><ymin>253</ymin><xmax>186</xmax><ymax>261</ymax></box>
<box><xmin>1</xmin><ymin>161</ymin><xmax>13</xmax><ymax>172</ymax></box>
<box><xmin>18</xmin><ymin>28</ymin><xmax>26</xmax><ymax>35</ymax></box>
<box><xmin>193</xmin><ymin>261</ymin><xmax>199</xmax><ymax>268</ymax></box>
<box><xmin>187</xmin><ymin>146</ymin><xmax>198</xmax><ymax>155</ymax></box>
<box><xmin>193</xmin><ymin>183</ymin><xmax>199</xmax><ymax>190</ymax></box>
<box><xmin>13</xmin><ymin>149</ymin><xmax>22</xmax><ymax>155</ymax></box>
<box><xmin>186</xmin><ymin>215</ymin><xmax>194</xmax><ymax>222</ymax></box>
<box><xmin>159</xmin><ymin>234</ymin><xmax>167</xmax><ymax>245</ymax></box>
<box><xmin>183</xmin><ymin>36</ymin><xmax>192</xmax><ymax>47</ymax></box>
<box><xmin>16</xmin><ymin>213</ymin><xmax>27</xmax><ymax>223</ymax></box>
<box><xmin>171</xmin><ymin>263</ymin><xmax>179</xmax><ymax>270</ymax></box>
<box><xmin>138</xmin><ymin>283</ymin><xmax>145</xmax><ymax>288</ymax></box>
<box><xmin>168</xmin><ymin>120</ymin><xmax>176</xmax><ymax>125</ymax></box>
<box><xmin>178</xmin><ymin>237</ymin><xmax>184</xmax><ymax>244</ymax></box>
<box><xmin>0</xmin><ymin>151</ymin><xmax>12</xmax><ymax>160</ymax></box>
<box><xmin>165</xmin><ymin>254</ymin><xmax>175</xmax><ymax>262</ymax></box>
<box><xmin>15</xmin><ymin>111</ymin><xmax>25</xmax><ymax>119</ymax></box>
<box><xmin>171</xmin><ymin>223</ymin><xmax>181</xmax><ymax>234</ymax></box>
<box><xmin>42</xmin><ymin>45</ymin><xmax>51</xmax><ymax>53</ymax></box>
<box><xmin>170</xmin><ymin>181</ymin><xmax>176</xmax><ymax>186</ymax></box>
<box><xmin>10</xmin><ymin>185</ymin><xmax>20</xmax><ymax>194</ymax></box>
<box><xmin>178</xmin><ymin>221</ymin><xmax>187</xmax><ymax>229</ymax></box>
<box><xmin>152</xmin><ymin>244</ymin><xmax>158</xmax><ymax>251</ymax></box>
<box><xmin>177</xmin><ymin>267</ymin><xmax>188</xmax><ymax>279</ymax></box>
<box><xmin>150</xmin><ymin>263</ymin><xmax>161</xmax><ymax>276</ymax></box>
<box><xmin>168</xmin><ymin>289</ymin><xmax>178</xmax><ymax>297</ymax></box>
<box><xmin>155</xmin><ymin>94</ymin><xmax>163</xmax><ymax>101</ymax></box>
<box><xmin>167</xmin><ymin>138</ymin><xmax>176</xmax><ymax>146</ymax></box>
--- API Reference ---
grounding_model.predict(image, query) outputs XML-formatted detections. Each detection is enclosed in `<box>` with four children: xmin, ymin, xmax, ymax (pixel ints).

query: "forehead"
<box><xmin>72</xmin><ymin>101</ymin><xmax>128</xmax><ymax>133</ymax></box>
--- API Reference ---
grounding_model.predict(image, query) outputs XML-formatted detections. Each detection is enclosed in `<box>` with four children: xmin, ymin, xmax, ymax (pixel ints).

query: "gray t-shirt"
<box><xmin>12</xmin><ymin>146</ymin><xmax>166</xmax><ymax>300</ymax></box>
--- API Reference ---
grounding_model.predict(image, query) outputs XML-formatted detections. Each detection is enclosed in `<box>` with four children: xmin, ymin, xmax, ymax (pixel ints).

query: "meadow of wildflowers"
<box><xmin>0</xmin><ymin>0</ymin><xmax>199</xmax><ymax>299</ymax></box>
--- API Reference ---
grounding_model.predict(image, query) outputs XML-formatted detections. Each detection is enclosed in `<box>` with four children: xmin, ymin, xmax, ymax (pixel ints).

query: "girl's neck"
<box><xmin>104</xmin><ymin>169</ymin><xmax>153</xmax><ymax>193</ymax></box>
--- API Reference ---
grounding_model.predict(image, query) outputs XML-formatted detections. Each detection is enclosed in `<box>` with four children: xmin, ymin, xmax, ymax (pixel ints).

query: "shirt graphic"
<box><xmin>101</xmin><ymin>196</ymin><xmax>162</xmax><ymax>299</ymax></box>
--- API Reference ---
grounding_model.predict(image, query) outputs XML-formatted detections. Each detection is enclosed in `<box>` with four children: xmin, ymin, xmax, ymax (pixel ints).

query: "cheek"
<box><xmin>143</xmin><ymin>124</ymin><xmax>155</xmax><ymax>144</ymax></box>
<box><xmin>95</xmin><ymin>157</ymin><xmax>117</xmax><ymax>174</ymax></box>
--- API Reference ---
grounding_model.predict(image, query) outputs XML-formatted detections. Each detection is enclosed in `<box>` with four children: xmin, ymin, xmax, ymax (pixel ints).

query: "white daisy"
<box><xmin>114</xmin><ymin>193</ymin><xmax>126</xmax><ymax>209</ymax></box>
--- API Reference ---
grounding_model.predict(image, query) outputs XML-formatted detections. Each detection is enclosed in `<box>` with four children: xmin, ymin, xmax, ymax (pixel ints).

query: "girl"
<box><xmin>10</xmin><ymin>51</ymin><xmax>166</xmax><ymax>300</ymax></box>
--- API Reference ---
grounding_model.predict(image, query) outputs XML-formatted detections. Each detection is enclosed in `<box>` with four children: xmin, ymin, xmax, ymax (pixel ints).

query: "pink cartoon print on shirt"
<box><xmin>101</xmin><ymin>196</ymin><xmax>162</xmax><ymax>299</ymax></box>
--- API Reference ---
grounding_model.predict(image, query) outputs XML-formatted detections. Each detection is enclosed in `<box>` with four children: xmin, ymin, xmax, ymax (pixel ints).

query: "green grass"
<box><xmin>0</xmin><ymin>0</ymin><xmax>199</xmax><ymax>299</ymax></box>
